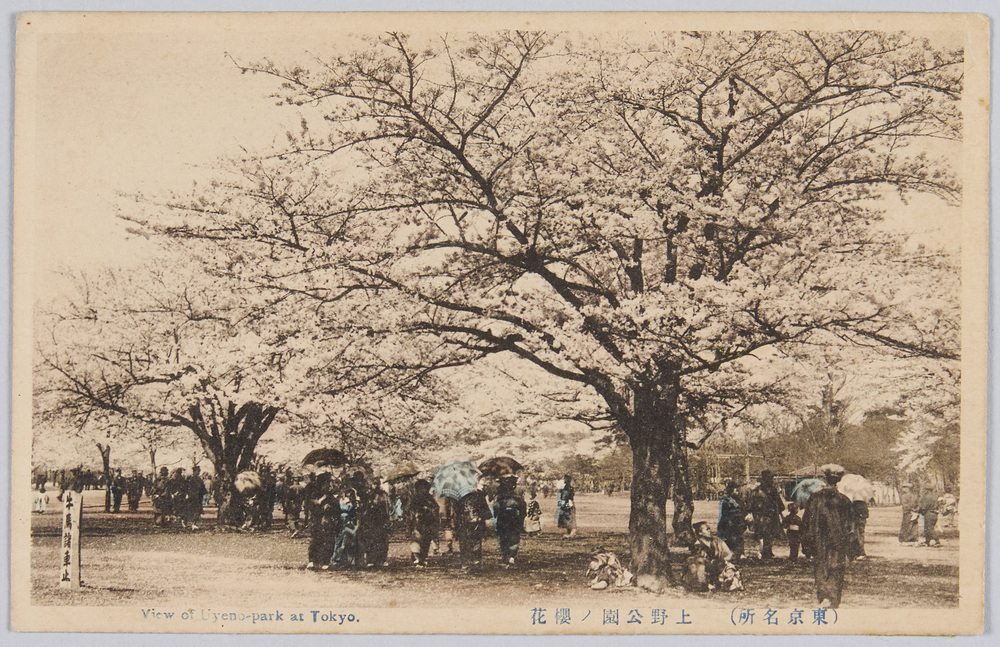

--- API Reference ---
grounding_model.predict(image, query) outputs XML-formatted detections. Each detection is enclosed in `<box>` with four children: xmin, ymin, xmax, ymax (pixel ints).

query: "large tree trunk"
<box><xmin>178</xmin><ymin>399</ymin><xmax>279</xmax><ymax>527</ymax></box>
<box><xmin>626</xmin><ymin>374</ymin><xmax>681</xmax><ymax>592</ymax></box>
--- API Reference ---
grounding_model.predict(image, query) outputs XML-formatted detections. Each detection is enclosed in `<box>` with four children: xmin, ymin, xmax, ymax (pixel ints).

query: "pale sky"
<box><xmin>17</xmin><ymin>15</ymin><xmax>967</xmax><ymax>304</ymax></box>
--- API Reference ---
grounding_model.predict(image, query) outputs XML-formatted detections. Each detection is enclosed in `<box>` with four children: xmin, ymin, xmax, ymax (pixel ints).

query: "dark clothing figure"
<box><xmin>283</xmin><ymin>481</ymin><xmax>305</xmax><ymax>534</ymax></box>
<box><xmin>899</xmin><ymin>486</ymin><xmax>920</xmax><ymax>543</ymax></box>
<box><xmin>782</xmin><ymin>506</ymin><xmax>803</xmax><ymax>562</ymax></box>
<box><xmin>111</xmin><ymin>472</ymin><xmax>125</xmax><ymax>513</ymax></box>
<box><xmin>748</xmin><ymin>479</ymin><xmax>785</xmax><ymax>559</ymax></box>
<box><xmin>849</xmin><ymin>500</ymin><xmax>869</xmax><ymax>559</ymax></box>
<box><xmin>456</xmin><ymin>490</ymin><xmax>492</xmax><ymax>567</ymax></box>
<box><xmin>492</xmin><ymin>483</ymin><xmax>527</xmax><ymax>567</ymax></box>
<box><xmin>151</xmin><ymin>470</ymin><xmax>172</xmax><ymax>526</ymax></box>
<box><xmin>717</xmin><ymin>493</ymin><xmax>746</xmax><ymax>559</ymax></box>
<box><xmin>406</xmin><ymin>484</ymin><xmax>441</xmax><ymax>566</ymax></box>
<box><xmin>360</xmin><ymin>487</ymin><xmax>392</xmax><ymax>567</ymax></box>
<box><xmin>555</xmin><ymin>481</ymin><xmax>576</xmax><ymax>534</ymax></box>
<box><xmin>305</xmin><ymin>474</ymin><xmax>339</xmax><ymax>569</ymax></box>
<box><xmin>332</xmin><ymin>499</ymin><xmax>359</xmax><ymax>569</ymax></box>
<box><xmin>125</xmin><ymin>473</ymin><xmax>145</xmax><ymax>511</ymax></box>
<box><xmin>803</xmin><ymin>485</ymin><xmax>853</xmax><ymax>608</ymax></box>
<box><xmin>918</xmin><ymin>490</ymin><xmax>940</xmax><ymax>546</ymax></box>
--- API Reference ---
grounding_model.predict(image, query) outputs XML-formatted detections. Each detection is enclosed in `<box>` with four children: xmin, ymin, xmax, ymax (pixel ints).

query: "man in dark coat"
<box><xmin>184</xmin><ymin>466</ymin><xmax>209</xmax><ymax>529</ymax></box>
<box><xmin>283</xmin><ymin>475</ymin><xmax>306</xmax><ymax>536</ymax></box>
<box><xmin>125</xmin><ymin>470</ymin><xmax>145</xmax><ymax>512</ymax></box>
<box><xmin>151</xmin><ymin>467</ymin><xmax>172</xmax><ymax>526</ymax></box>
<box><xmin>748</xmin><ymin>469</ymin><xmax>785</xmax><ymax>559</ymax></box>
<box><xmin>803</xmin><ymin>464</ymin><xmax>854</xmax><ymax>609</ymax></box>
<box><xmin>717</xmin><ymin>480</ymin><xmax>746</xmax><ymax>560</ymax></box>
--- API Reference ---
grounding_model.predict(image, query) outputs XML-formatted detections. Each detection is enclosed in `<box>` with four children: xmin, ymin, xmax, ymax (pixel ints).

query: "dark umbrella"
<box><xmin>386</xmin><ymin>462</ymin><xmax>420</xmax><ymax>483</ymax></box>
<box><xmin>302</xmin><ymin>448</ymin><xmax>348</xmax><ymax>468</ymax></box>
<box><xmin>792</xmin><ymin>478</ymin><xmax>825</xmax><ymax>506</ymax></box>
<box><xmin>478</xmin><ymin>456</ymin><xmax>525</xmax><ymax>478</ymax></box>
<box><xmin>431</xmin><ymin>461</ymin><xmax>481</xmax><ymax>499</ymax></box>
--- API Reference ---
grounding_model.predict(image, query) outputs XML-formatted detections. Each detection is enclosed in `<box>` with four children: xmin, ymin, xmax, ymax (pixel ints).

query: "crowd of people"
<box><xmin>280</xmin><ymin>468</ymin><xmax>566</xmax><ymax>571</ymax></box>
<box><xmin>32</xmin><ymin>460</ymin><xmax>956</xmax><ymax>607</ymax></box>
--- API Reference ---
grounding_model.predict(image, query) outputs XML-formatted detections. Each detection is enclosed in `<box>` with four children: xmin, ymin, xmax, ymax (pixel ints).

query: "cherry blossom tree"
<box><xmin>129</xmin><ymin>31</ymin><xmax>962</xmax><ymax>587</ymax></box>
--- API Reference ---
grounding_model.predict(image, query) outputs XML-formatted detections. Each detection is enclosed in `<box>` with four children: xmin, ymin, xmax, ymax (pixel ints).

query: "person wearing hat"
<box><xmin>898</xmin><ymin>482</ymin><xmax>920</xmax><ymax>544</ymax></box>
<box><xmin>492</xmin><ymin>475</ymin><xmax>527</xmax><ymax>568</ymax></box>
<box><xmin>802</xmin><ymin>464</ymin><xmax>854</xmax><ymax>608</ymax></box>
<box><xmin>748</xmin><ymin>469</ymin><xmax>785</xmax><ymax>559</ymax></box>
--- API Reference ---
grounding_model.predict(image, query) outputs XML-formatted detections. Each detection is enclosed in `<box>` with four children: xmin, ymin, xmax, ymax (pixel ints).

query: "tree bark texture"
<box><xmin>176</xmin><ymin>400</ymin><xmax>278</xmax><ymax>526</ymax></box>
<box><xmin>626</xmin><ymin>374</ymin><xmax>681</xmax><ymax>591</ymax></box>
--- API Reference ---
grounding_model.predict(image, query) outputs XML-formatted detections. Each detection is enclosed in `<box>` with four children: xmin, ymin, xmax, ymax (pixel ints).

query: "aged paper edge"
<box><xmin>9</xmin><ymin>10</ymin><xmax>990</xmax><ymax>635</ymax></box>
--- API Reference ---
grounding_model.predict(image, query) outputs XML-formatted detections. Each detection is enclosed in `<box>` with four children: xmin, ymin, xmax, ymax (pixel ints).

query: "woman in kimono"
<box><xmin>555</xmin><ymin>475</ymin><xmax>577</xmax><ymax>538</ymax></box>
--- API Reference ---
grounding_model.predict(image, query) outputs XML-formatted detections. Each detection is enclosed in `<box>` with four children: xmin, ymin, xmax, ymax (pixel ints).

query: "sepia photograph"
<box><xmin>9</xmin><ymin>10</ymin><xmax>990</xmax><ymax>636</ymax></box>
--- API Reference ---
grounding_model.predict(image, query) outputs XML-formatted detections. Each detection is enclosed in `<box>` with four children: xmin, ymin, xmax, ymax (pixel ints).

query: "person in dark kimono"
<box><xmin>748</xmin><ymin>470</ymin><xmax>785</xmax><ymax>559</ymax></box>
<box><xmin>456</xmin><ymin>480</ymin><xmax>492</xmax><ymax>569</ymax></box>
<box><xmin>782</xmin><ymin>501</ymin><xmax>803</xmax><ymax>562</ymax></box>
<box><xmin>492</xmin><ymin>476</ymin><xmax>527</xmax><ymax>568</ymax></box>
<box><xmin>803</xmin><ymin>464</ymin><xmax>854</xmax><ymax>609</ymax></box>
<box><xmin>168</xmin><ymin>468</ymin><xmax>190</xmax><ymax>527</ymax></box>
<box><xmin>283</xmin><ymin>475</ymin><xmax>306</xmax><ymax>536</ymax></box>
<box><xmin>555</xmin><ymin>475</ymin><xmax>577</xmax><ymax>537</ymax></box>
<box><xmin>717</xmin><ymin>480</ymin><xmax>746</xmax><ymax>560</ymax></box>
<box><xmin>362</xmin><ymin>477</ymin><xmax>392</xmax><ymax>567</ymax></box>
<box><xmin>898</xmin><ymin>482</ymin><xmax>920</xmax><ymax>543</ymax></box>
<box><xmin>849</xmin><ymin>499</ymin><xmax>870</xmax><ymax>559</ymax></box>
<box><xmin>151</xmin><ymin>467</ymin><xmax>171</xmax><ymax>526</ymax></box>
<box><xmin>406</xmin><ymin>478</ymin><xmax>441</xmax><ymax>567</ymax></box>
<box><xmin>305</xmin><ymin>472</ymin><xmax>339</xmax><ymax>570</ymax></box>
<box><xmin>332</xmin><ymin>487</ymin><xmax>360</xmax><ymax>569</ymax></box>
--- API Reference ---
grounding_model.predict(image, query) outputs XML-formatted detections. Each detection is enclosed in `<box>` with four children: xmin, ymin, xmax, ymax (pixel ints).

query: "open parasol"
<box><xmin>431</xmin><ymin>460</ymin><xmax>481</xmax><ymax>500</ymax></box>
<box><xmin>386</xmin><ymin>462</ymin><xmax>420</xmax><ymax>483</ymax></box>
<box><xmin>302</xmin><ymin>448</ymin><xmax>348</xmax><ymax>468</ymax></box>
<box><xmin>478</xmin><ymin>456</ymin><xmax>524</xmax><ymax>478</ymax></box>
<box><xmin>791</xmin><ymin>478</ymin><xmax>825</xmax><ymax>506</ymax></box>
<box><xmin>234</xmin><ymin>470</ymin><xmax>262</xmax><ymax>493</ymax></box>
<box><xmin>838</xmin><ymin>473</ymin><xmax>876</xmax><ymax>502</ymax></box>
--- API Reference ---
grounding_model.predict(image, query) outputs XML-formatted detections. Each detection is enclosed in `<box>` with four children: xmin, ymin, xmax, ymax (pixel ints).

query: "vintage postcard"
<box><xmin>10</xmin><ymin>11</ymin><xmax>989</xmax><ymax>635</ymax></box>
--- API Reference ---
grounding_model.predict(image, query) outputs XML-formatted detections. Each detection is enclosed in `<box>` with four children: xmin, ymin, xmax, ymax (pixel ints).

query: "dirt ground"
<box><xmin>28</xmin><ymin>490</ymin><xmax>959</xmax><ymax>609</ymax></box>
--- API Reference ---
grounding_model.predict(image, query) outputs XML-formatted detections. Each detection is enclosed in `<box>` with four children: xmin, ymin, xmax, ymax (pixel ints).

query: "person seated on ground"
<box><xmin>587</xmin><ymin>550</ymin><xmax>634</xmax><ymax>590</ymax></box>
<box><xmin>683</xmin><ymin>521</ymin><xmax>743</xmax><ymax>592</ymax></box>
